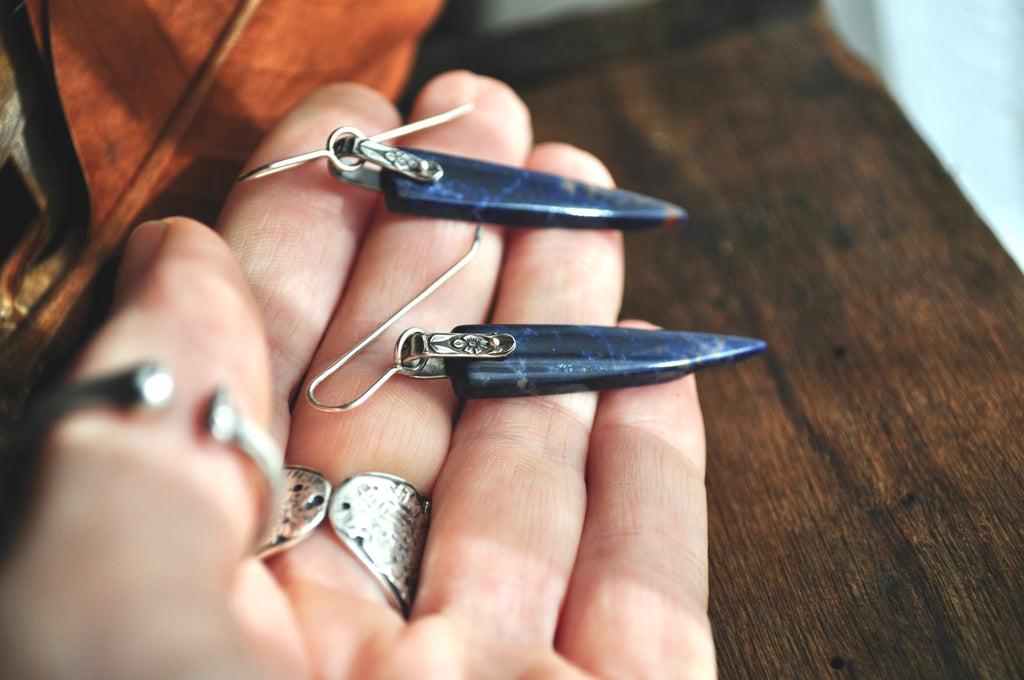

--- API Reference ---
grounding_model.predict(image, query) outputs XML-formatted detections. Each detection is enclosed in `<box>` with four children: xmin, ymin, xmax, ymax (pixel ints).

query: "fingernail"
<box><xmin>114</xmin><ymin>220</ymin><xmax>169</xmax><ymax>300</ymax></box>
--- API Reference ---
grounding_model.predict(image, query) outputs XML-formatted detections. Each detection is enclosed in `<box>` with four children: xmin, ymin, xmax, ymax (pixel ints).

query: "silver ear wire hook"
<box><xmin>306</xmin><ymin>225</ymin><xmax>485</xmax><ymax>412</ymax></box>
<box><xmin>238</xmin><ymin>103</ymin><xmax>474</xmax><ymax>182</ymax></box>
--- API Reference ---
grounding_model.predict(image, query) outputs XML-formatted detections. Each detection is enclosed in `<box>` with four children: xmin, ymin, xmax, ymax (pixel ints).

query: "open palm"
<box><xmin>0</xmin><ymin>72</ymin><xmax>714</xmax><ymax>679</ymax></box>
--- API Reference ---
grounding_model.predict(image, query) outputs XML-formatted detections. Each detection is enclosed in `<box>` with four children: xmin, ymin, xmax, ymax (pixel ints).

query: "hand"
<box><xmin>0</xmin><ymin>71</ymin><xmax>714</xmax><ymax>679</ymax></box>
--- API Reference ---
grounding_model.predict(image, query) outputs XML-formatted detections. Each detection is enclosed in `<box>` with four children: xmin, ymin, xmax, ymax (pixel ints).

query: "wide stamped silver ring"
<box><xmin>257</xmin><ymin>466</ymin><xmax>332</xmax><ymax>557</ymax></box>
<box><xmin>329</xmin><ymin>472</ymin><xmax>431</xmax><ymax>618</ymax></box>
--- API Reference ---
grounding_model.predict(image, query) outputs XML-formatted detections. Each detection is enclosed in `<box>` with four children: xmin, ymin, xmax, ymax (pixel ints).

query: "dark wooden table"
<box><xmin>416</xmin><ymin>2</ymin><xmax>1024</xmax><ymax>676</ymax></box>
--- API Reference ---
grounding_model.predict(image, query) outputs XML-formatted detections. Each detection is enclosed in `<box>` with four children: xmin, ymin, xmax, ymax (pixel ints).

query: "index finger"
<box><xmin>216</xmin><ymin>84</ymin><xmax>400</xmax><ymax>443</ymax></box>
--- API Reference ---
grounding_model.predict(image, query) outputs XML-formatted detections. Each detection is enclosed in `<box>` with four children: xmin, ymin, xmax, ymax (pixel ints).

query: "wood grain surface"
<box><xmin>416</xmin><ymin>3</ymin><xmax>1024</xmax><ymax>677</ymax></box>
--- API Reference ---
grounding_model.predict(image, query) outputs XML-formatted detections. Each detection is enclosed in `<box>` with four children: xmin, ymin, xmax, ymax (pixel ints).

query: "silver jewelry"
<box><xmin>238</xmin><ymin>103</ymin><xmax>472</xmax><ymax>182</ymax></box>
<box><xmin>1</xmin><ymin>362</ymin><xmax>174</xmax><ymax>552</ymax></box>
<box><xmin>329</xmin><ymin>472</ymin><xmax>431</xmax><ymax>617</ymax></box>
<box><xmin>257</xmin><ymin>466</ymin><xmax>331</xmax><ymax>557</ymax></box>
<box><xmin>205</xmin><ymin>386</ymin><xmax>284</xmax><ymax>541</ymax></box>
<box><xmin>307</xmin><ymin>225</ymin><xmax>483</xmax><ymax>412</ymax></box>
<box><xmin>28</xmin><ymin>361</ymin><xmax>174</xmax><ymax>420</ymax></box>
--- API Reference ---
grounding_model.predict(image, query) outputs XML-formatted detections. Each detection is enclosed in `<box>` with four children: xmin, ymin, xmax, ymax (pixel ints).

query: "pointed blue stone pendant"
<box><xmin>380</xmin><ymin>150</ymin><xmax>686</xmax><ymax>231</ymax></box>
<box><xmin>240</xmin><ymin>106</ymin><xmax>686</xmax><ymax>232</ymax></box>
<box><xmin>443</xmin><ymin>325</ymin><xmax>766</xmax><ymax>398</ymax></box>
<box><xmin>304</xmin><ymin>321</ymin><xmax>765</xmax><ymax>411</ymax></box>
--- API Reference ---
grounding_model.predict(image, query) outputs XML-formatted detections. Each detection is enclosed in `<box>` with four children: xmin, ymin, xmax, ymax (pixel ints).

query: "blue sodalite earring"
<box><xmin>239</xmin><ymin>104</ymin><xmax>685</xmax><ymax>232</ymax></box>
<box><xmin>309</xmin><ymin>323</ymin><xmax>764</xmax><ymax>412</ymax></box>
<box><xmin>304</xmin><ymin>227</ymin><xmax>764</xmax><ymax>413</ymax></box>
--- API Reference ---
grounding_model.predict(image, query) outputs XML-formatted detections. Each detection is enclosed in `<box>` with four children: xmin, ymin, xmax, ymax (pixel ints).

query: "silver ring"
<box><xmin>205</xmin><ymin>386</ymin><xmax>284</xmax><ymax>543</ymax></box>
<box><xmin>329</xmin><ymin>472</ymin><xmax>431</xmax><ymax>617</ymax></box>
<box><xmin>1</xmin><ymin>362</ymin><xmax>174</xmax><ymax>553</ymax></box>
<box><xmin>22</xmin><ymin>361</ymin><xmax>174</xmax><ymax>424</ymax></box>
<box><xmin>257</xmin><ymin>466</ymin><xmax>332</xmax><ymax>557</ymax></box>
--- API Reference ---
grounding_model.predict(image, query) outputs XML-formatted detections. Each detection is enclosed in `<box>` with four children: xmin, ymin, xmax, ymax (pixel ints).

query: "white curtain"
<box><xmin>824</xmin><ymin>0</ymin><xmax>1024</xmax><ymax>271</ymax></box>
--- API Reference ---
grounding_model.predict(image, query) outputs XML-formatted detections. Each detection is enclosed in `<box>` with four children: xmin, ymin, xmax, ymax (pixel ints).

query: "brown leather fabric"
<box><xmin>29</xmin><ymin>0</ymin><xmax>445</xmax><ymax>231</ymax></box>
<box><xmin>0</xmin><ymin>1</ymin><xmax>443</xmax><ymax>424</ymax></box>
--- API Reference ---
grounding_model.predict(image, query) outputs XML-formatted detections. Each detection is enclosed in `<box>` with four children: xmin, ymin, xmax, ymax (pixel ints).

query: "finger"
<box><xmin>75</xmin><ymin>218</ymin><xmax>274</xmax><ymax>549</ymax></box>
<box><xmin>216</xmin><ymin>83</ymin><xmax>400</xmax><ymax>443</ymax></box>
<box><xmin>557</xmin><ymin>334</ymin><xmax>715</xmax><ymax>679</ymax></box>
<box><xmin>286</xmin><ymin>70</ymin><xmax>530</xmax><ymax>488</ymax></box>
<box><xmin>266</xmin><ymin>72</ymin><xmax>534</xmax><ymax>673</ymax></box>
<box><xmin>0</xmin><ymin>219</ymin><xmax>293</xmax><ymax>677</ymax></box>
<box><xmin>417</xmin><ymin>143</ymin><xmax>625</xmax><ymax>643</ymax></box>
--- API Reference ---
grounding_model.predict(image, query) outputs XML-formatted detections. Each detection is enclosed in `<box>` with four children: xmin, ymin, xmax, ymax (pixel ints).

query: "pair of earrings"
<box><xmin>241</xmin><ymin>105</ymin><xmax>765</xmax><ymax>412</ymax></box>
